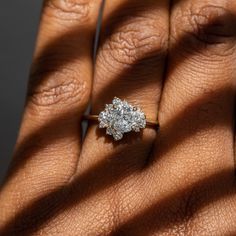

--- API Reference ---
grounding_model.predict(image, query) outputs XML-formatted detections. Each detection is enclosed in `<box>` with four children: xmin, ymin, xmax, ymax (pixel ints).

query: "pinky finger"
<box><xmin>0</xmin><ymin>0</ymin><xmax>101</xmax><ymax>227</ymax></box>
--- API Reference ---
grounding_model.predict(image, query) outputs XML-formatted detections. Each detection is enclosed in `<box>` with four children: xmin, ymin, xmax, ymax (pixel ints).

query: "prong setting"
<box><xmin>98</xmin><ymin>97</ymin><xmax>146</xmax><ymax>141</ymax></box>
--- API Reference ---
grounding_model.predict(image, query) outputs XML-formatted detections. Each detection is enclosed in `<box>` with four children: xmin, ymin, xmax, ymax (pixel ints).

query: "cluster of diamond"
<box><xmin>98</xmin><ymin>97</ymin><xmax>146</xmax><ymax>141</ymax></box>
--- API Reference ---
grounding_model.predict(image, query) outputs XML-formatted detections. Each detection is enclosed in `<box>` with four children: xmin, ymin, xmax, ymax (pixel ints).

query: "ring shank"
<box><xmin>83</xmin><ymin>115</ymin><xmax>159</xmax><ymax>128</ymax></box>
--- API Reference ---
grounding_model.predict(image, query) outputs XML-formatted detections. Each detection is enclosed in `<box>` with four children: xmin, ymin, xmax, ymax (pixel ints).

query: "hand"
<box><xmin>0</xmin><ymin>0</ymin><xmax>235</xmax><ymax>235</ymax></box>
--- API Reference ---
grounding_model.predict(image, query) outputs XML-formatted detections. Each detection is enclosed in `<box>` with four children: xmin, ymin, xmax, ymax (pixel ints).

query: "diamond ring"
<box><xmin>83</xmin><ymin>97</ymin><xmax>159</xmax><ymax>141</ymax></box>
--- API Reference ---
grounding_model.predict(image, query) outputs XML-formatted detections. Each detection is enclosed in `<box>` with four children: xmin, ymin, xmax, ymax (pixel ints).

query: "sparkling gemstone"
<box><xmin>98</xmin><ymin>97</ymin><xmax>146</xmax><ymax>140</ymax></box>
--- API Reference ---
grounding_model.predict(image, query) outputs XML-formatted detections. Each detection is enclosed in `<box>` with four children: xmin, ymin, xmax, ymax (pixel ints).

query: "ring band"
<box><xmin>83</xmin><ymin>97</ymin><xmax>159</xmax><ymax>141</ymax></box>
<box><xmin>83</xmin><ymin>115</ymin><xmax>159</xmax><ymax>127</ymax></box>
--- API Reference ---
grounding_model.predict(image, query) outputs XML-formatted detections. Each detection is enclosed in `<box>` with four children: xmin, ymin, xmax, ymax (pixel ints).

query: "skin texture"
<box><xmin>0</xmin><ymin>0</ymin><xmax>235</xmax><ymax>235</ymax></box>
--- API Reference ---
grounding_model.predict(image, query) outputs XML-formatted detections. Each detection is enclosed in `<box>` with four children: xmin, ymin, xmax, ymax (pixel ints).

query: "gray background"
<box><xmin>0</xmin><ymin>1</ymin><xmax>42</xmax><ymax>183</ymax></box>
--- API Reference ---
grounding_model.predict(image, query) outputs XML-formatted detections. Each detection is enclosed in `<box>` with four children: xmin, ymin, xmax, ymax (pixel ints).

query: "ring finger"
<box><xmin>79</xmin><ymin>0</ymin><xmax>170</xmax><ymax>174</ymax></box>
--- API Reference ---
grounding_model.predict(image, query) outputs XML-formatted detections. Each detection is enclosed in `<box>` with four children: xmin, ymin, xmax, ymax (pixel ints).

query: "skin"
<box><xmin>0</xmin><ymin>0</ymin><xmax>235</xmax><ymax>235</ymax></box>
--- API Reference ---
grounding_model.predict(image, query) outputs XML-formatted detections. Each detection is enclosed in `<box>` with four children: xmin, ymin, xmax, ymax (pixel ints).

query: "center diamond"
<box><xmin>98</xmin><ymin>97</ymin><xmax>146</xmax><ymax>141</ymax></box>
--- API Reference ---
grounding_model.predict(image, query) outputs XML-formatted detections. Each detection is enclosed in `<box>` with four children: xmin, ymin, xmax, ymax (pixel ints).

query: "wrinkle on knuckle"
<box><xmin>173</xmin><ymin>5</ymin><xmax>236</xmax><ymax>56</ymax></box>
<box><xmin>45</xmin><ymin>0</ymin><xmax>91</xmax><ymax>23</ymax></box>
<box><xmin>28</xmin><ymin>67</ymin><xmax>88</xmax><ymax>110</ymax></box>
<box><xmin>101</xmin><ymin>18</ymin><xmax>168</xmax><ymax>67</ymax></box>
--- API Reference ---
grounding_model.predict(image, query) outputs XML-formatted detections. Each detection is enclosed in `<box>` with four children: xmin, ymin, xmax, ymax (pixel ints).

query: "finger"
<box><xmin>79</xmin><ymin>0</ymin><xmax>170</xmax><ymax>174</ymax></box>
<box><xmin>0</xmin><ymin>0</ymin><xmax>101</xmax><ymax>221</ymax></box>
<box><xmin>145</xmin><ymin>0</ymin><xmax>236</xmax><ymax>232</ymax></box>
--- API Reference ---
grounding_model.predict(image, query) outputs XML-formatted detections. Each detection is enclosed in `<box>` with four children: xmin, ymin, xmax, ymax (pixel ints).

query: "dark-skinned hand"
<box><xmin>0</xmin><ymin>0</ymin><xmax>235</xmax><ymax>235</ymax></box>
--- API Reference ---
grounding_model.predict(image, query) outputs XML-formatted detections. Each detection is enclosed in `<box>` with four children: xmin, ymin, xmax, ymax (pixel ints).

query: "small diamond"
<box><xmin>98</xmin><ymin>97</ymin><xmax>146</xmax><ymax>140</ymax></box>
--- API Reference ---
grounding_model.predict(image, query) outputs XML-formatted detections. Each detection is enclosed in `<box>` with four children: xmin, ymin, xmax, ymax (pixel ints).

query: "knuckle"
<box><xmin>100</xmin><ymin>17</ymin><xmax>168</xmax><ymax>67</ymax></box>
<box><xmin>45</xmin><ymin>0</ymin><xmax>91</xmax><ymax>23</ymax></box>
<box><xmin>28</xmin><ymin>65</ymin><xmax>88</xmax><ymax>111</ymax></box>
<box><xmin>172</xmin><ymin>4</ymin><xmax>236</xmax><ymax>56</ymax></box>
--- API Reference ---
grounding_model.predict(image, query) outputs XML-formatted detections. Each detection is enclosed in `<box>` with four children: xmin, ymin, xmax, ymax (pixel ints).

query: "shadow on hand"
<box><xmin>0</xmin><ymin>0</ymin><xmax>236</xmax><ymax>235</ymax></box>
<box><xmin>1</xmin><ymin>85</ymin><xmax>234</xmax><ymax>235</ymax></box>
<box><xmin>112</xmin><ymin>168</ymin><xmax>236</xmax><ymax>235</ymax></box>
